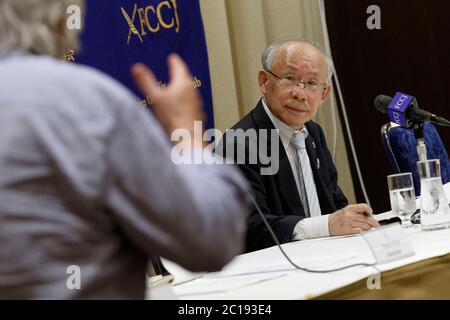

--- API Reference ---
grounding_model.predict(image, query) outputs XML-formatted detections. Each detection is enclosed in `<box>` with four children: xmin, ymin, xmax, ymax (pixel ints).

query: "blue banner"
<box><xmin>74</xmin><ymin>0</ymin><xmax>214</xmax><ymax>129</ymax></box>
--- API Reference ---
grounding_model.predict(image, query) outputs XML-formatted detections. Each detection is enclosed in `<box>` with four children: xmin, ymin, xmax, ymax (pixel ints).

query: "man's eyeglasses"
<box><xmin>265</xmin><ymin>70</ymin><xmax>327</xmax><ymax>93</ymax></box>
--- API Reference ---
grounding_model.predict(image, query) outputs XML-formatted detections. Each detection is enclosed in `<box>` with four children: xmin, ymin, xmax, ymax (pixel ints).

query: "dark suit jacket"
<box><xmin>219</xmin><ymin>99</ymin><xmax>348</xmax><ymax>252</ymax></box>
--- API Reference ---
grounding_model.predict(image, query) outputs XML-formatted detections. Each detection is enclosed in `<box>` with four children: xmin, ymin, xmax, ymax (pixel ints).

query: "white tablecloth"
<box><xmin>148</xmin><ymin>182</ymin><xmax>450</xmax><ymax>300</ymax></box>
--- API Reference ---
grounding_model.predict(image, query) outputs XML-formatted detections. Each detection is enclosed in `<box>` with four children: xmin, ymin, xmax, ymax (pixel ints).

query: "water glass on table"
<box><xmin>387</xmin><ymin>172</ymin><xmax>417</xmax><ymax>227</ymax></box>
<box><xmin>417</xmin><ymin>159</ymin><xmax>450</xmax><ymax>231</ymax></box>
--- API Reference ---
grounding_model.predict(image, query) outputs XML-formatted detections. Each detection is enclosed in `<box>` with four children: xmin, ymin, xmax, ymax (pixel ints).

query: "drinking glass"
<box><xmin>387</xmin><ymin>172</ymin><xmax>417</xmax><ymax>227</ymax></box>
<box><xmin>417</xmin><ymin>159</ymin><xmax>450</xmax><ymax>231</ymax></box>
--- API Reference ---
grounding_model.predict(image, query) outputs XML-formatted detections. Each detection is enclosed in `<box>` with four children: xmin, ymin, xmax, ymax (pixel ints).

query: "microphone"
<box><xmin>374</xmin><ymin>92</ymin><xmax>450</xmax><ymax>127</ymax></box>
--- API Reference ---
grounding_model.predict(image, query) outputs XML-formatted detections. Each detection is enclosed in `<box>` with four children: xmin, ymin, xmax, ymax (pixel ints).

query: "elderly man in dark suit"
<box><xmin>220</xmin><ymin>38</ymin><xmax>379</xmax><ymax>252</ymax></box>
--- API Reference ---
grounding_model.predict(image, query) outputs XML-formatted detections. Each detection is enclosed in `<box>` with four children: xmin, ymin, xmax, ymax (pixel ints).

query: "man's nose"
<box><xmin>290</xmin><ymin>85</ymin><xmax>307</xmax><ymax>100</ymax></box>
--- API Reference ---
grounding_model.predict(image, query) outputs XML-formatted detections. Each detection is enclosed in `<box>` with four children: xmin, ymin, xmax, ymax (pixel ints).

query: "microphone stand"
<box><xmin>411</xmin><ymin>121</ymin><xmax>427</xmax><ymax>224</ymax></box>
<box><xmin>413</xmin><ymin>121</ymin><xmax>427</xmax><ymax>161</ymax></box>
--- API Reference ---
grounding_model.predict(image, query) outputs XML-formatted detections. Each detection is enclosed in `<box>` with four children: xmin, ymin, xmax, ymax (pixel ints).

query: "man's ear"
<box><xmin>320</xmin><ymin>83</ymin><xmax>332</xmax><ymax>103</ymax></box>
<box><xmin>258</xmin><ymin>69</ymin><xmax>268</xmax><ymax>94</ymax></box>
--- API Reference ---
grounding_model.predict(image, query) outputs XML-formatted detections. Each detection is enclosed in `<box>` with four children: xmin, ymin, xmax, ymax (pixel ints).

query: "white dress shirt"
<box><xmin>262</xmin><ymin>99</ymin><xmax>330</xmax><ymax>240</ymax></box>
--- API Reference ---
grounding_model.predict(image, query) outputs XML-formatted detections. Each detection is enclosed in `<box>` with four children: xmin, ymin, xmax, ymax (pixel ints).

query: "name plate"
<box><xmin>362</xmin><ymin>223</ymin><xmax>415</xmax><ymax>264</ymax></box>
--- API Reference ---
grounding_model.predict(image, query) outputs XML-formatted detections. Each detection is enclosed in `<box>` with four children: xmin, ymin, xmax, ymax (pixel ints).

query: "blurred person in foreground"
<box><xmin>0</xmin><ymin>0</ymin><xmax>250</xmax><ymax>299</ymax></box>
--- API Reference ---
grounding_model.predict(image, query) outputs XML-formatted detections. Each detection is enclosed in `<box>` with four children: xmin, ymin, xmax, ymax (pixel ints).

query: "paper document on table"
<box><xmin>172</xmin><ymin>272</ymin><xmax>287</xmax><ymax>297</ymax></box>
<box><xmin>208</xmin><ymin>253</ymin><xmax>370</xmax><ymax>278</ymax></box>
<box><xmin>375</xmin><ymin>211</ymin><xmax>396</xmax><ymax>221</ymax></box>
<box><xmin>160</xmin><ymin>258</ymin><xmax>206</xmax><ymax>285</ymax></box>
<box><xmin>303</xmin><ymin>233</ymin><xmax>361</xmax><ymax>242</ymax></box>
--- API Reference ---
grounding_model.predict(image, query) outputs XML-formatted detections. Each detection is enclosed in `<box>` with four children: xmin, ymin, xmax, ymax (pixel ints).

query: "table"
<box><xmin>148</xmin><ymin>183</ymin><xmax>450</xmax><ymax>300</ymax></box>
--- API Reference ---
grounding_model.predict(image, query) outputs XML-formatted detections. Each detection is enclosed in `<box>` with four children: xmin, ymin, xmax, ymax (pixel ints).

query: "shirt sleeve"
<box><xmin>292</xmin><ymin>215</ymin><xmax>330</xmax><ymax>240</ymax></box>
<box><xmin>104</xmin><ymin>102</ymin><xmax>251</xmax><ymax>272</ymax></box>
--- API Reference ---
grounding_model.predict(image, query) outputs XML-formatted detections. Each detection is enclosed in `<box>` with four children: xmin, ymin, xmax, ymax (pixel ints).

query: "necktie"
<box><xmin>290</xmin><ymin>131</ymin><xmax>321</xmax><ymax>217</ymax></box>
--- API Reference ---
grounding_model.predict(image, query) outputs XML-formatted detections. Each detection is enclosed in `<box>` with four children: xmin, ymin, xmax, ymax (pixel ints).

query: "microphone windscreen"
<box><xmin>374</xmin><ymin>95</ymin><xmax>392</xmax><ymax>113</ymax></box>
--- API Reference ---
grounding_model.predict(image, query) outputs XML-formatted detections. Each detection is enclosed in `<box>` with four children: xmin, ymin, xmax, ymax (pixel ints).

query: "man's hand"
<box><xmin>131</xmin><ymin>54</ymin><xmax>205</xmax><ymax>135</ymax></box>
<box><xmin>329</xmin><ymin>204</ymin><xmax>380</xmax><ymax>236</ymax></box>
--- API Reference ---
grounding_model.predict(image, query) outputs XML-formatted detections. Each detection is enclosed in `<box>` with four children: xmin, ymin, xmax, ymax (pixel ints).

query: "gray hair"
<box><xmin>261</xmin><ymin>37</ymin><xmax>334</xmax><ymax>82</ymax></box>
<box><xmin>0</xmin><ymin>0</ymin><xmax>84</xmax><ymax>58</ymax></box>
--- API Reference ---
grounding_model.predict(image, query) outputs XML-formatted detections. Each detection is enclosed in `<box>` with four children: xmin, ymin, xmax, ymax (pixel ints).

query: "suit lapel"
<box><xmin>252</xmin><ymin>100</ymin><xmax>304</xmax><ymax>215</ymax></box>
<box><xmin>277</xmin><ymin>145</ymin><xmax>304</xmax><ymax>215</ymax></box>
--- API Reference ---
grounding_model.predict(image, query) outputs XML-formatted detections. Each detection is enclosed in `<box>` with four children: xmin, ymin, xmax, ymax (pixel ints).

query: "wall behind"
<box><xmin>325</xmin><ymin>0</ymin><xmax>450</xmax><ymax>213</ymax></box>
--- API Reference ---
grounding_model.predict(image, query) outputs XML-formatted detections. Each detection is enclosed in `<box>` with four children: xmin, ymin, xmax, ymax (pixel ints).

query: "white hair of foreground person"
<box><xmin>0</xmin><ymin>0</ymin><xmax>84</xmax><ymax>58</ymax></box>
